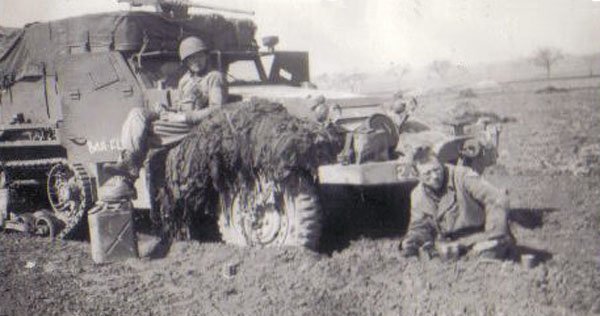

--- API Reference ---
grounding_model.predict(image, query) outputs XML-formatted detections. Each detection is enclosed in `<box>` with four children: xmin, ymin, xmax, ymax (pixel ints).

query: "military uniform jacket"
<box><xmin>408</xmin><ymin>164</ymin><xmax>509</xmax><ymax>239</ymax></box>
<box><xmin>175</xmin><ymin>70</ymin><xmax>227</xmax><ymax>123</ymax></box>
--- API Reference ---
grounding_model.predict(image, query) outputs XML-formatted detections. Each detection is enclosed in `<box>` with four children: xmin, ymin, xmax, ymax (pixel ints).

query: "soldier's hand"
<box><xmin>160</xmin><ymin>112</ymin><xmax>187</xmax><ymax>123</ymax></box>
<box><xmin>157</xmin><ymin>102</ymin><xmax>171</xmax><ymax>114</ymax></box>
<box><xmin>399</xmin><ymin>240</ymin><xmax>419</xmax><ymax>258</ymax></box>
<box><xmin>400</xmin><ymin>246</ymin><xmax>418</xmax><ymax>258</ymax></box>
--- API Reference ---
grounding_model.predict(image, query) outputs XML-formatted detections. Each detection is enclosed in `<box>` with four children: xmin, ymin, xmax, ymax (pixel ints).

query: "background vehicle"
<box><xmin>0</xmin><ymin>1</ymin><xmax>499</xmax><ymax>246</ymax></box>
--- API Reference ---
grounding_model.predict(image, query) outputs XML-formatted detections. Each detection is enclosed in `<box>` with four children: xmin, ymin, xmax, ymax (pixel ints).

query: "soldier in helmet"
<box><xmin>103</xmin><ymin>36</ymin><xmax>227</xmax><ymax>199</ymax></box>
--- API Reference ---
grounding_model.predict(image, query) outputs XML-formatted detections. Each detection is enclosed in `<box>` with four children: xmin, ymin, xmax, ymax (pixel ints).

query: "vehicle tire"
<box><xmin>217</xmin><ymin>173</ymin><xmax>322</xmax><ymax>250</ymax></box>
<box><xmin>33</xmin><ymin>210</ymin><xmax>57</xmax><ymax>238</ymax></box>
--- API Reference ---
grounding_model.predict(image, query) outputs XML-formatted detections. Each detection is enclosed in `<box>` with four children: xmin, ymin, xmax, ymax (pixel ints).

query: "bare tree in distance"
<box><xmin>584</xmin><ymin>54</ymin><xmax>598</xmax><ymax>76</ymax></box>
<box><xmin>428</xmin><ymin>60</ymin><xmax>452</xmax><ymax>79</ymax></box>
<box><xmin>531</xmin><ymin>47</ymin><xmax>564</xmax><ymax>79</ymax></box>
<box><xmin>331</xmin><ymin>72</ymin><xmax>367</xmax><ymax>92</ymax></box>
<box><xmin>346</xmin><ymin>72</ymin><xmax>367</xmax><ymax>92</ymax></box>
<box><xmin>386</xmin><ymin>62</ymin><xmax>411</xmax><ymax>81</ymax></box>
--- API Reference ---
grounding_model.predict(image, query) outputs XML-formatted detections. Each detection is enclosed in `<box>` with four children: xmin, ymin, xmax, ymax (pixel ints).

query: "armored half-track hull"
<box><xmin>0</xmin><ymin>8</ymin><xmax>499</xmax><ymax>246</ymax></box>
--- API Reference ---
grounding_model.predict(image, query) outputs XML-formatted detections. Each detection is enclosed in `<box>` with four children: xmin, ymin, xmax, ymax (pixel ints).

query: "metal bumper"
<box><xmin>318</xmin><ymin>160</ymin><xmax>417</xmax><ymax>186</ymax></box>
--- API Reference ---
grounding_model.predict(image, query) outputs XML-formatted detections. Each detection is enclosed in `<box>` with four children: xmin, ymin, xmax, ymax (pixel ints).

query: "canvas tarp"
<box><xmin>0</xmin><ymin>11</ymin><xmax>257</xmax><ymax>87</ymax></box>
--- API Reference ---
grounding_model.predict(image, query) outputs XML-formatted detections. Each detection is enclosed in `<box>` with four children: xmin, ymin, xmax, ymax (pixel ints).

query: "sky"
<box><xmin>1</xmin><ymin>0</ymin><xmax>599</xmax><ymax>74</ymax></box>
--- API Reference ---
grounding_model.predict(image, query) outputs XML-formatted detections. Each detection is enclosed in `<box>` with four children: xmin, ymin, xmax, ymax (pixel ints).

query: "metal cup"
<box><xmin>521</xmin><ymin>254</ymin><xmax>536</xmax><ymax>269</ymax></box>
<box><xmin>438</xmin><ymin>242</ymin><xmax>460</xmax><ymax>261</ymax></box>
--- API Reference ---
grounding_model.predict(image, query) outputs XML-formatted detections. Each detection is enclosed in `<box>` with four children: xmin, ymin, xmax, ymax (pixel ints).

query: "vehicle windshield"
<box><xmin>135</xmin><ymin>53</ymin><xmax>271</xmax><ymax>88</ymax></box>
<box><xmin>225</xmin><ymin>54</ymin><xmax>274</xmax><ymax>85</ymax></box>
<box><xmin>135</xmin><ymin>55</ymin><xmax>186</xmax><ymax>89</ymax></box>
<box><xmin>135</xmin><ymin>51</ymin><xmax>299</xmax><ymax>88</ymax></box>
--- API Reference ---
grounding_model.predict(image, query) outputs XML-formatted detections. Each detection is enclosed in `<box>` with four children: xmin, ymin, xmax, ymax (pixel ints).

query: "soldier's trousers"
<box><xmin>120</xmin><ymin>108</ymin><xmax>193</xmax><ymax>167</ymax></box>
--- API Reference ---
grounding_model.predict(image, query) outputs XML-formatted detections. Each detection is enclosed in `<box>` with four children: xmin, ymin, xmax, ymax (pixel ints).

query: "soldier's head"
<box><xmin>310</xmin><ymin>95</ymin><xmax>328</xmax><ymax>122</ymax></box>
<box><xmin>391</xmin><ymin>98</ymin><xmax>407</xmax><ymax>114</ymax></box>
<box><xmin>179</xmin><ymin>37</ymin><xmax>209</xmax><ymax>74</ymax></box>
<box><xmin>413</xmin><ymin>147</ymin><xmax>445</xmax><ymax>191</ymax></box>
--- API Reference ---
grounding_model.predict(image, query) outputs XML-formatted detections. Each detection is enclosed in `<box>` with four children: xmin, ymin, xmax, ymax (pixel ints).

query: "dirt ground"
<box><xmin>1</xmin><ymin>82</ymin><xmax>599</xmax><ymax>316</ymax></box>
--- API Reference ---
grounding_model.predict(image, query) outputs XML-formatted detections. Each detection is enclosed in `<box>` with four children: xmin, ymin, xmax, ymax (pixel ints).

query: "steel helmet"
<box><xmin>179</xmin><ymin>36</ymin><xmax>208</xmax><ymax>61</ymax></box>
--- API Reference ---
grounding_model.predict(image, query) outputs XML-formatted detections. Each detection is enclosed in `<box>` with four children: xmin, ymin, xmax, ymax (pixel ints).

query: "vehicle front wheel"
<box><xmin>217</xmin><ymin>173</ymin><xmax>322</xmax><ymax>250</ymax></box>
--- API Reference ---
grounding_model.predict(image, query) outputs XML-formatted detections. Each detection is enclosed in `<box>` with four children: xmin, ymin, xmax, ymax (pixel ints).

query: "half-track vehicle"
<box><xmin>0</xmin><ymin>0</ymin><xmax>500</xmax><ymax>247</ymax></box>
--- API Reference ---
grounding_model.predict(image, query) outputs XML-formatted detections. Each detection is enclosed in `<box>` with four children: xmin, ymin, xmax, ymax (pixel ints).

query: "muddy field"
<box><xmin>1</xmin><ymin>82</ymin><xmax>599</xmax><ymax>316</ymax></box>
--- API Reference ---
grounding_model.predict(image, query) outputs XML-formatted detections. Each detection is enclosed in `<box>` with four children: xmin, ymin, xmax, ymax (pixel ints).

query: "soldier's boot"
<box><xmin>98</xmin><ymin>176</ymin><xmax>137</xmax><ymax>203</ymax></box>
<box><xmin>473</xmin><ymin>234</ymin><xmax>516</xmax><ymax>260</ymax></box>
<box><xmin>103</xmin><ymin>150</ymin><xmax>143</xmax><ymax>200</ymax></box>
<box><xmin>104</xmin><ymin>150</ymin><xmax>142</xmax><ymax>180</ymax></box>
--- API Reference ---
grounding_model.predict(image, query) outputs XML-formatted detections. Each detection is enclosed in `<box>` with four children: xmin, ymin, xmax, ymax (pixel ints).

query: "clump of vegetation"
<box><xmin>458</xmin><ymin>88</ymin><xmax>477</xmax><ymax>98</ymax></box>
<box><xmin>535</xmin><ymin>86</ymin><xmax>569</xmax><ymax>94</ymax></box>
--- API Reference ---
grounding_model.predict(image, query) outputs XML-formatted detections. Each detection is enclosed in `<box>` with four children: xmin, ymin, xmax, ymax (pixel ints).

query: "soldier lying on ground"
<box><xmin>400</xmin><ymin>148</ymin><xmax>515</xmax><ymax>260</ymax></box>
<box><xmin>103</xmin><ymin>36</ymin><xmax>227</xmax><ymax>198</ymax></box>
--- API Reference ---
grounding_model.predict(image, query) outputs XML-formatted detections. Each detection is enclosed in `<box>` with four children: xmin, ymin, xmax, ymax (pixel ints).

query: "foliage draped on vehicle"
<box><xmin>157</xmin><ymin>99</ymin><xmax>344</xmax><ymax>239</ymax></box>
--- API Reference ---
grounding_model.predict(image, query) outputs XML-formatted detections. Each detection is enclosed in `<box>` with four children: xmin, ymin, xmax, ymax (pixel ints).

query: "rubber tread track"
<box><xmin>54</xmin><ymin>163</ymin><xmax>94</xmax><ymax>239</ymax></box>
<box><xmin>1</xmin><ymin>159</ymin><xmax>94</xmax><ymax>239</ymax></box>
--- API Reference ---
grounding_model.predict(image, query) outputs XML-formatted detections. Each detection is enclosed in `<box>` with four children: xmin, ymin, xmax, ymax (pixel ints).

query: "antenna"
<box><xmin>117</xmin><ymin>0</ymin><xmax>255</xmax><ymax>16</ymax></box>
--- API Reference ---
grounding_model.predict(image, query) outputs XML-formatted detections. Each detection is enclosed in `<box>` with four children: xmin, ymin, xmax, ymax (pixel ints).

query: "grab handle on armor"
<box><xmin>69</xmin><ymin>137</ymin><xmax>87</xmax><ymax>146</ymax></box>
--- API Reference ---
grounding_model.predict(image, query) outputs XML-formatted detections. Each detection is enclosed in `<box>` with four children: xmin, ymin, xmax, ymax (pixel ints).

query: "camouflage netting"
<box><xmin>157</xmin><ymin>99</ymin><xmax>345</xmax><ymax>239</ymax></box>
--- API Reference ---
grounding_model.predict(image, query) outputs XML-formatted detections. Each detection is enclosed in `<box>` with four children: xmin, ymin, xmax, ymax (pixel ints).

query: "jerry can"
<box><xmin>88</xmin><ymin>201</ymin><xmax>138</xmax><ymax>264</ymax></box>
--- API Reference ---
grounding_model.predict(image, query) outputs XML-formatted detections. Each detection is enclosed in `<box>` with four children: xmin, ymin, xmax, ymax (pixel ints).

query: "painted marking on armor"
<box><xmin>87</xmin><ymin>138</ymin><xmax>123</xmax><ymax>154</ymax></box>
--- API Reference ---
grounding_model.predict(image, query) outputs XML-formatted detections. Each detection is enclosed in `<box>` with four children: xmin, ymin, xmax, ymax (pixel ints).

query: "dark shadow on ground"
<box><xmin>507</xmin><ymin>208</ymin><xmax>557</xmax><ymax>265</ymax></box>
<box><xmin>133</xmin><ymin>208</ymin><xmax>219</xmax><ymax>259</ymax></box>
<box><xmin>145</xmin><ymin>237</ymin><xmax>173</xmax><ymax>260</ymax></box>
<box><xmin>509</xmin><ymin>207</ymin><xmax>559</xmax><ymax>229</ymax></box>
<box><xmin>515</xmin><ymin>244</ymin><xmax>553</xmax><ymax>265</ymax></box>
<box><xmin>318</xmin><ymin>183</ymin><xmax>415</xmax><ymax>255</ymax></box>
